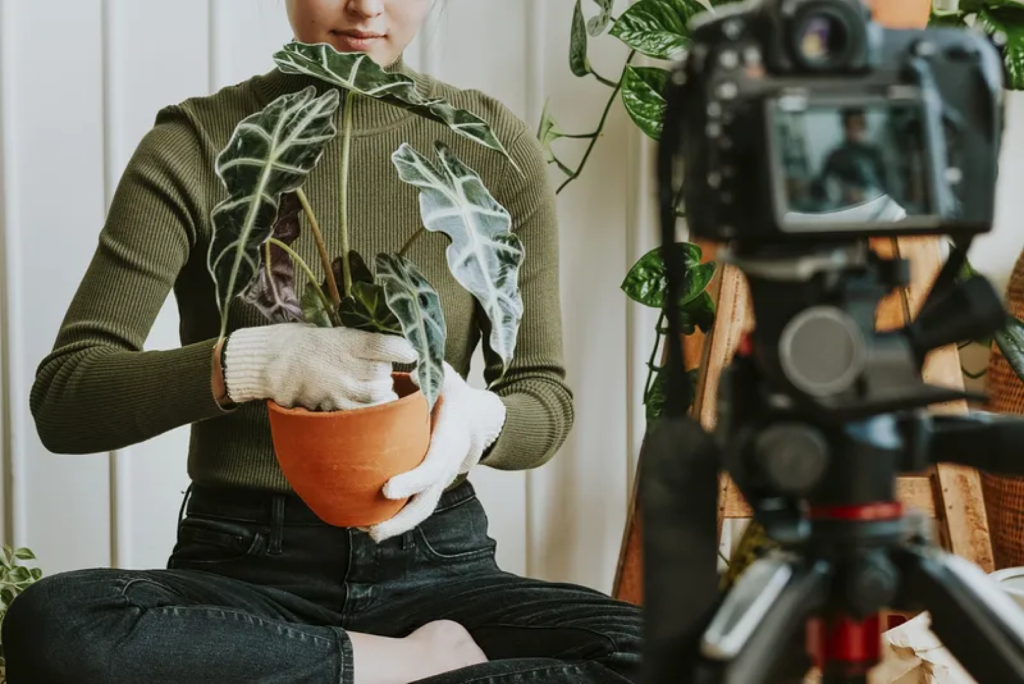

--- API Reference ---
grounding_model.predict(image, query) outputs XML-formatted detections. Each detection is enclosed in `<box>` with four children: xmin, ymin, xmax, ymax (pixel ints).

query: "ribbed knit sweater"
<box><xmin>29</xmin><ymin>58</ymin><xmax>574</xmax><ymax>492</ymax></box>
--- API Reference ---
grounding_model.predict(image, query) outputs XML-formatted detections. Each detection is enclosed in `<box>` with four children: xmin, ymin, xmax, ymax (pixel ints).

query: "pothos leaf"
<box><xmin>610</xmin><ymin>0</ymin><xmax>703</xmax><ymax>60</ymax></box>
<box><xmin>274</xmin><ymin>41</ymin><xmax>517</xmax><ymax>166</ymax></box>
<box><xmin>995</xmin><ymin>315</ymin><xmax>1024</xmax><ymax>383</ymax></box>
<box><xmin>242</xmin><ymin>192</ymin><xmax>304</xmax><ymax>323</ymax></box>
<box><xmin>646</xmin><ymin>367</ymin><xmax>699</xmax><ymax>423</ymax></box>
<box><xmin>301</xmin><ymin>282</ymin><xmax>334</xmax><ymax>328</ymax></box>
<box><xmin>621</xmin><ymin>66</ymin><xmax>670</xmax><ymax>141</ymax></box>
<box><xmin>339</xmin><ymin>282</ymin><xmax>403</xmax><ymax>335</ymax></box>
<box><xmin>682</xmin><ymin>291</ymin><xmax>717</xmax><ymax>333</ymax></box>
<box><xmin>391</xmin><ymin>142</ymin><xmax>524</xmax><ymax>373</ymax></box>
<box><xmin>538</xmin><ymin>100</ymin><xmax>565</xmax><ymax>164</ymax></box>
<box><xmin>571</xmin><ymin>0</ymin><xmax>592</xmax><ymax>77</ymax></box>
<box><xmin>12</xmin><ymin>549</ymin><xmax>35</xmax><ymax>562</ymax></box>
<box><xmin>375</xmin><ymin>254</ymin><xmax>447</xmax><ymax>411</ymax></box>
<box><xmin>977</xmin><ymin>7</ymin><xmax>1024</xmax><ymax>90</ymax></box>
<box><xmin>622</xmin><ymin>242</ymin><xmax>716</xmax><ymax>309</ymax></box>
<box><xmin>208</xmin><ymin>86</ymin><xmax>339</xmax><ymax>338</ymax></box>
<box><xmin>588</xmin><ymin>0</ymin><xmax>615</xmax><ymax>37</ymax></box>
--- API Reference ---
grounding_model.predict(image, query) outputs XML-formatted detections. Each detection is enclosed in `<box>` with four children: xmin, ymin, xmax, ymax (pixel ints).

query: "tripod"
<box><xmin>641</xmin><ymin>240</ymin><xmax>1024</xmax><ymax>684</ymax></box>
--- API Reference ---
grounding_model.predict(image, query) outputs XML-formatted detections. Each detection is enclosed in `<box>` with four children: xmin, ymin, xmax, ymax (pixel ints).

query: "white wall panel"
<box><xmin>2</xmin><ymin>0</ymin><xmax>112</xmax><ymax>572</ymax></box>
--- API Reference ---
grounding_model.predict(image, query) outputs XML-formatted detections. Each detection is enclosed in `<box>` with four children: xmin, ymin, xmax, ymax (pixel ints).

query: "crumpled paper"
<box><xmin>802</xmin><ymin>612</ymin><xmax>976</xmax><ymax>684</ymax></box>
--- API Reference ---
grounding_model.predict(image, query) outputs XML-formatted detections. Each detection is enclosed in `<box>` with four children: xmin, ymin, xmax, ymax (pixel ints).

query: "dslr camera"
<box><xmin>672</xmin><ymin>0</ymin><xmax>1005</xmax><ymax>244</ymax></box>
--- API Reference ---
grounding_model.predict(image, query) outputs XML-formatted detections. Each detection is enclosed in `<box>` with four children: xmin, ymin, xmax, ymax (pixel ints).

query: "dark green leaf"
<box><xmin>610</xmin><ymin>0</ymin><xmax>703</xmax><ymax>59</ymax></box>
<box><xmin>274</xmin><ymin>42</ymin><xmax>516</xmax><ymax>165</ymax></box>
<box><xmin>646</xmin><ymin>367</ymin><xmax>699</xmax><ymax>423</ymax></box>
<box><xmin>347</xmin><ymin>251</ymin><xmax>375</xmax><ymax>285</ymax></box>
<box><xmin>12</xmin><ymin>549</ymin><xmax>34</xmax><ymax>562</ymax></box>
<box><xmin>977</xmin><ymin>7</ymin><xmax>1024</xmax><ymax>90</ymax></box>
<box><xmin>621</xmin><ymin>66</ymin><xmax>670</xmax><ymax>140</ymax></box>
<box><xmin>241</xmin><ymin>192</ymin><xmax>304</xmax><ymax>324</ymax></box>
<box><xmin>391</xmin><ymin>142</ymin><xmax>524</xmax><ymax>373</ymax></box>
<box><xmin>622</xmin><ymin>243</ymin><xmax>716</xmax><ymax>309</ymax></box>
<box><xmin>7</xmin><ymin>569</ymin><xmax>28</xmax><ymax>584</ymax></box>
<box><xmin>995</xmin><ymin>315</ymin><xmax>1024</xmax><ymax>383</ymax></box>
<box><xmin>29</xmin><ymin>568</ymin><xmax>41</xmax><ymax>581</ymax></box>
<box><xmin>588</xmin><ymin>0</ymin><xmax>615</xmax><ymax>36</ymax></box>
<box><xmin>682</xmin><ymin>290</ymin><xmax>717</xmax><ymax>333</ymax></box>
<box><xmin>339</xmin><ymin>282</ymin><xmax>403</xmax><ymax>336</ymax></box>
<box><xmin>0</xmin><ymin>588</ymin><xmax>13</xmax><ymax>607</ymax></box>
<box><xmin>571</xmin><ymin>0</ymin><xmax>592</xmax><ymax>77</ymax></box>
<box><xmin>301</xmin><ymin>282</ymin><xmax>334</xmax><ymax>328</ymax></box>
<box><xmin>208</xmin><ymin>86</ymin><xmax>340</xmax><ymax>338</ymax></box>
<box><xmin>376</xmin><ymin>254</ymin><xmax>447</xmax><ymax>411</ymax></box>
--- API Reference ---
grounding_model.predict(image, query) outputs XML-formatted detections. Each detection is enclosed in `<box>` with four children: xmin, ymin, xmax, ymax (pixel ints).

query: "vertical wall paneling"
<box><xmin>7</xmin><ymin>0</ymin><xmax>112</xmax><ymax>572</ymax></box>
<box><xmin>0</xmin><ymin>0</ymin><xmax>13</xmax><ymax>545</ymax></box>
<box><xmin>210</xmin><ymin>0</ymin><xmax>293</xmax><ymax>93</ymax></box>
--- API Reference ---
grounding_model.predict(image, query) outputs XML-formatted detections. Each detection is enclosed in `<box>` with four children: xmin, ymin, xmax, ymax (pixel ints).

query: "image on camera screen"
<box><xmin>772</xmin><ymin>100</ymin><xmax>950</xmax><ymax>228</ymax></box>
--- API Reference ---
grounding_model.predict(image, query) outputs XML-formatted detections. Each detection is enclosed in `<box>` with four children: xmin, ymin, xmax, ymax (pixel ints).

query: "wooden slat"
<box><xmin>720</xmin><ymin>475</ymin><xmax>937</xmax><ymax>519</ymax></box>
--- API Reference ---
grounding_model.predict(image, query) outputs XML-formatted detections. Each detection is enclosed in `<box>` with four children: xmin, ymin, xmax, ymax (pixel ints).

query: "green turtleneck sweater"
<box><xmin>29</xmin><ymin>60</ymin><xmax>574</xmax><ymax>492</ymax></box>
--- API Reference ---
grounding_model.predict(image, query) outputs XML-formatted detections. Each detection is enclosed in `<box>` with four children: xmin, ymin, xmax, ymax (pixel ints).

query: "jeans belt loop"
<box><xmin>269</xmin><ymin>494</ymin><xmax>285</xmax><ymax>555</ymax></box>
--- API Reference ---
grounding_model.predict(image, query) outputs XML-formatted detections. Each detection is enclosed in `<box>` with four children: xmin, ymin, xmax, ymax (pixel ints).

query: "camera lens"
<box><xmin>788</xmin><ymin>2</ymin><xmax>862</xmax><ymax>72</ymax></box>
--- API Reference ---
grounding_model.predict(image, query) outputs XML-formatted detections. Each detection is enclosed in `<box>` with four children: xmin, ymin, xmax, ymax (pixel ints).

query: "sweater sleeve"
<box><xmin>30</xmin><ymin>106</ymin><xmax>231</xmax><ymax>455</ymax></box>
<box><xmin>478</xmin><ymin>126</ymin><xmax>575</xmax><ymax>471</ymax></box>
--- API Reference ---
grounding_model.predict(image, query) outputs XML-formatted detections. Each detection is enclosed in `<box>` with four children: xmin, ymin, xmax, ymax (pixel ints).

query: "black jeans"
<box><xmin>3</xmin><ymin>480</ymin><xmax>642</xmax><ymax>683</ymax></box>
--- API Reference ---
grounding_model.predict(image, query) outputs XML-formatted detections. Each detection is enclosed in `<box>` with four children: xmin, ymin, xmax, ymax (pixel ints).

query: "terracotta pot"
<box><xmin>267</xmin><ymin>373</ymin><xmax>431</xmax><ymax>528</ymax></box>
<box><xmin>870</xmin><ymin>0</ymin><xmax>933</xmax><ymax>29</ymax></box>
<box><xmin>982</xmin><ymin>249</ymin><xmax>1024</xmax><ymax>569</ymax></box>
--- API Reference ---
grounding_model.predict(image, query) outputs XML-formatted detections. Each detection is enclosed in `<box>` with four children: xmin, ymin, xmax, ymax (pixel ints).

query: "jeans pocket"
<box><xmin>168</xmin><ymin>514</ymin><xmax>266</xmax><ymax>567</ymax></box>
<box><xmin>415</xmin><ymin>495</ymin><xmax>497</xmax><ymax>563</ymax></box>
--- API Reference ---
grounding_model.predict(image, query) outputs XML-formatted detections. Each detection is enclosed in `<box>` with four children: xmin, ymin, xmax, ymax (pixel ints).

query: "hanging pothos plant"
<box><xmin>541</xmin><ymin>0</ymin><xmax>738</xmax><ymax>422</ymax></box>
<box><xmin>209</xmin><ymin>41</ymin><xmax>525</xmax><ymax>411</ymax></box>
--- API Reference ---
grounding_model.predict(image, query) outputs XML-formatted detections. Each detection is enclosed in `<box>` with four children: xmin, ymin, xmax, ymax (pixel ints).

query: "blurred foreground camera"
<box><xmin>672</xmin><ymin>0</ymin><xmax>1004</xmax><ymax>244</ymax></box>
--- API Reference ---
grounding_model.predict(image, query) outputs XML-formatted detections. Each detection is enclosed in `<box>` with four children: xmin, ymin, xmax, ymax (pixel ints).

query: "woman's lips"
<box><xmin>330</xmin><ymin>30</ymin><xmax>386</xmax><ymax>52</ymax></box>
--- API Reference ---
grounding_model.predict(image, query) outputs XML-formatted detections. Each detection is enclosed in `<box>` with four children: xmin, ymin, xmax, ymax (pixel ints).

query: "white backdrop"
<box><xmin>0</xmin><ymin>0</ymin><xmax>1022</xmax><ymax>595</ymax></box>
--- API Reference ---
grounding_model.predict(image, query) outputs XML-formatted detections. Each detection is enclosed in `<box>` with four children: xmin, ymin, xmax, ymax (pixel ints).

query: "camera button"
<box><xmin>716</xmin><ymin>81</ymin><xmax>739</xmax><ymax>99</ymax></box>
<box><xmin>719</xmin><ymin>49</ymin><xmax>740</xmax><ymax>69</ymax></box>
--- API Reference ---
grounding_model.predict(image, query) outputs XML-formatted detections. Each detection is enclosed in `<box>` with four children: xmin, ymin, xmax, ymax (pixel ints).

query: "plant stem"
<box><xmin>268</xmin><ymin>238</ymin><xmax>338</xmax><ymax>325</ymax></box>
<box><xmin>296</xmin><ymin>188</ymin><xmax>341</xmax><ymax>306</ymax></box>
<box><xmin>398</xmin><ymin>227</ymin><xmax>427</xmax><ymax>258</ymax></box>
<box><xmin>644</xmin><ymin>310</ymin><xmax>667</xmax><ymax>401</ymax></box>
<box><xmin>551</xmin><ymin>155</ymin><xmax>576</xmax><ymax>177</ymax></box>
<box><xmin>339</xmin><ymin>90</ymin><xmax>356</xmax><ymax>299</ymax></box>
<box><xmin>593</xmin><ymin>71</ymin><xmax>618</xmax><ymax>87</ymax></box>
<box><xmin>557</xmin><ymin>50</ymin><xmax>637</xmax><ymax>195</ymax></box>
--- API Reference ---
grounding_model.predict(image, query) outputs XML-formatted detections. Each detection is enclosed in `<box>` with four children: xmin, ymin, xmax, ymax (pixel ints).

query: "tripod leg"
<box><xmin>894</xmin><ymin>545</ymin><xmax>1024</xmax><ymax>682</ymax></box>
<box><xmin>701</xmin><ymin>553</ymin><xmax>829</xmax><ymax>684</ymax></box>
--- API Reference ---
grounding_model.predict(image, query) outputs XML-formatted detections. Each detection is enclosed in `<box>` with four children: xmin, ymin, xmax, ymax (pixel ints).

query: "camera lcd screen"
<box><xmin>771</xmin><ymin>98</ymin><xmax>950</xmax><ymax>230</ymax></box>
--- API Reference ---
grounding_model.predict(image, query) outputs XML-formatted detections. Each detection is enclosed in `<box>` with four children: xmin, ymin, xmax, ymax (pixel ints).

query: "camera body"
<box><xmin>674</xmin><ymin>0</ymin><xmax>1005</xmax><ymax>245</ymax></box>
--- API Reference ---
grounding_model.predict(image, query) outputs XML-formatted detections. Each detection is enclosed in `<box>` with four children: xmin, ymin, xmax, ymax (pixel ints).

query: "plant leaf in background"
<box><xmin>571</xmin><ymin>0</ymin><xmax>592</xmax><ymax>77</ymax></box>
<box><xmin>610</xmin><ymin>0</ymin><xmax>703</xmax><ymax>60</ymax></box>
<box><xmin>538</xmin><ymin>101</ymin><xmax>565</xmax><ymax>164</ymax></box>
<box><xmin>376</xmin><ymin>254</ymin><xmax>447</xmax><ymax>410</ymax></box>
<box><xmin>621</xmin><ymin>66</ymin><xmax>670</xmax><ymax>140</ymax></box>
<box><xmin>977</xmin><ymin>6</ymin><xmax>1024</xmax><ymax>90</ymax></box>
<box><xmin>928</xmin><ymin>10</ymin><xmax>969</xmax><ymax>27</ymax></box>
<box><xmin>391</xmin><ymin>142</ymin><xmax>524</xmax><ymax>372</ymax></box>
<box><xmin>646</xmin><ymin>367</ymin><xmax>699</xmax><ymax>422</ymax></box>
<box><xmin>242</xmin><ymin>192</ymin><xmax>305</xmax><ymax>323</ymax></box>
<box><xmin>622</xmin><ymin>242</ymin><xmax>716</xmax><ymax>310</ymax></box>
<box><xmin>681</xmin><ymin>291</ymin><xmax>717</xmax><ymax>334</ymax></box>
<box><xmin>588</xmin><ymin>0</ymin><xmax>616</xmax><ymax>36</ymax></box>
<box><xmin>274</xmin><ymin>42</ymin><xmax>516</xmax><ymax>167</ymax></box>
<box><xmin>339</xmin><ymin>282</ymin><xmax>403</xmax><ymax>335</ymax></box>
<box><xmin>301</xmin><ymin>282</ymin><xmax>334</xmax><ymax>328</ymax></box>
<box><xmin>208</xmin><ymin>86</ymin><xmax>340</xmax><ymax>338</ymax></box>
<box><xmin>995</xmin><ymin>316</ymin><xmax>1024</xmax><ymax>383</ymax></box>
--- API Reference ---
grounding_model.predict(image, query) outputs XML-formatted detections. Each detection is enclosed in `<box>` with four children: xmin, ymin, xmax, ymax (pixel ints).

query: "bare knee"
<box><xmin>3</xmin><ymin>568</ymin><xmax>129</xmax><ymax>683</ymax></box>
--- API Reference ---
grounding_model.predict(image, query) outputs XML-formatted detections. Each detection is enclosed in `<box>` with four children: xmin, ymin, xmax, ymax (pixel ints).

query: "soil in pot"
<box><xmin>267</xmin><ymin>373</ymin><xmax>432</xmax><ymax>528</ymax></box>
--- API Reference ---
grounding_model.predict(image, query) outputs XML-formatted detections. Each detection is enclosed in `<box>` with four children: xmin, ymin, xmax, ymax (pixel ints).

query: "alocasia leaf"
<box><xmin>339</xmin><ymin>281</ymin><xmax>403</xmax><ymax>335</ymax></box>
<box><xmin>571</xmin><ymin>0</ymin><xmax>592</xmax><ymax>77</ymax></box>
<box><xmin>391</xmin><ymin>141</ymin><xmax>524</xmax><ymax>372</ymax></box>
<box><xmin>977</xmin><ymin>7</ymin><xmax>1024</xmax><ymax>90</ymax></box>
<box><xmin>301</xmin><ymin>282</ymin><xmax>334</xmax><ymax>328</ymax></box>
<box><xmin>621</xmin><ymin>66</ymin><xmax>670</xmax><ymax>140</ymax></box>
<box><xmin>242</xmin><ymin>192</ymin><xmax>304</xmax><ymax>323</ymax></box>
<box><xmin>273</xmin><ymin>41</ymin><xmax>516</xmax><ymax>166</ymax></box>
<box><xmin>376</xmin><ymin>253</ymin><xmax>447</xmax><ymax>410</ymax></box>
<box><xmin>610</xmin><ymin>0</ymin><xmax>703</xmax><ymax>60</ymax></box>
<box><xmin>588</xmin><ymin>0</ymin><xmax>615</xmax><ymax>37</ymax></box>
<box><xmin>208</xmin><ymin>86</ymin><xmax>340</xmax><ymax>338</ymax></box>
<box><xmin>622</xmin><ymin>242</ymin><xmax>716</xmax><ymax>309</ymax></box>
<box><xmin>995</xmin><ymin>315</ymin><xmax>1024</xmax><ymax>383</ymax></box>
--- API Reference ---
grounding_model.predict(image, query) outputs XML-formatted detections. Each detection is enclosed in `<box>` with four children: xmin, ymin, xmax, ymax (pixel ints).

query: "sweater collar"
<box><xmin>252</xmin><ymin>53</ymin><xmax>435</xmax><ymax>135</ymax></box>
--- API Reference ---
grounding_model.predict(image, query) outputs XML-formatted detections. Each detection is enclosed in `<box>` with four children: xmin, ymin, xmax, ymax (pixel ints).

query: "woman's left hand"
<box><xmin>367</xmin><ymin>362</ymin><xmax>507</xmax><ymax>543</ymax></box>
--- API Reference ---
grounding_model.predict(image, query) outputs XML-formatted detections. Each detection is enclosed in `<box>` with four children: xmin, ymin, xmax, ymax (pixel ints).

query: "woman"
<box><xmin>2</xmin><ymin>1</ymin><xmax>643</xmax><ymax>683</ymax></box>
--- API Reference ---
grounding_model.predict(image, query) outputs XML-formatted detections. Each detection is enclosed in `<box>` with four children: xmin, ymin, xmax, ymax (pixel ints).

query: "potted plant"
<box><xmin>0</xmin><ymin>545</ymin><xmax>42</xmax><ymax>683</ymax></box>
<box><xmin>209</xmin><ymin>41</ymin><xmax>524</xmax><ymax>528</ymax></box>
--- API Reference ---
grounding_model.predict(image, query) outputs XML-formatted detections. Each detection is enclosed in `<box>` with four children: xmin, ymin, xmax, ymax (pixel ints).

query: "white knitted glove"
<box><xmin>367</xmin><ymin>362</ymin><xmax>507</xmax><ymax>542</ymax></box>
<box><xmin>223</xmin><ymin>323</ymin><xmax>417</xmax><ymax>411</ymax></box>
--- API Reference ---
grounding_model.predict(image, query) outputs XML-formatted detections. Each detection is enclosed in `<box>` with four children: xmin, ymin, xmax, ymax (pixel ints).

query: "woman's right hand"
<box><xmin>220</xmin><ymin>323</ymin><xmax>417</xmax><ymax>411</ymax></box>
